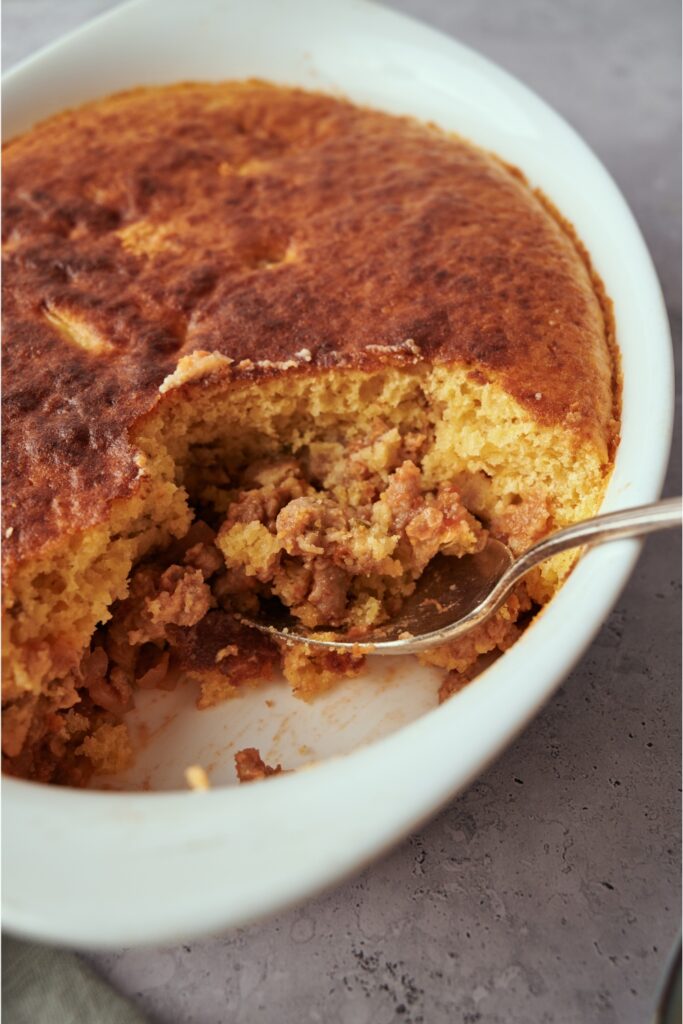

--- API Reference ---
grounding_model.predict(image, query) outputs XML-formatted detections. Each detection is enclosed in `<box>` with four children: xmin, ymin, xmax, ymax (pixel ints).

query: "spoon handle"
<box><xmin>502</xmin><ymin>496</ymin><xmax>682</xmax><ymax>590</ymax></box>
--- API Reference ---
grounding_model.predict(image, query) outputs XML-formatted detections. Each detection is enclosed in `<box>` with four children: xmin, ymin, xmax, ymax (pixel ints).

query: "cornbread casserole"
<box><xmin>2</xmin><ymin>82</ymin><xmax>619</xmax><ymax>784</ymax></box>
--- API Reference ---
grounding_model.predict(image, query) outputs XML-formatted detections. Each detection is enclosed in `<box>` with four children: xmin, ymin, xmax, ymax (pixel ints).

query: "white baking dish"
<box><xmin>2</xmin><ymin>0</ymin><xmax>673</xmax><ymax>948</ymax></box>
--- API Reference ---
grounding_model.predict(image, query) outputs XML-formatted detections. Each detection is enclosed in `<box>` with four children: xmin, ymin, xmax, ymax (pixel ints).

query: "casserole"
<box><xmin>1</xmin><ymin>0</ymin><xmax>672</xmax><ymax>947</ymax></box>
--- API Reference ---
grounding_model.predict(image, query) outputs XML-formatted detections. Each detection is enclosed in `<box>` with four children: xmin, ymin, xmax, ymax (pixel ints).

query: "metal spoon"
<box><xmin>242</xmin><ymin>497</ymin><xmax>682</xmax><ymax>655</ymax></box>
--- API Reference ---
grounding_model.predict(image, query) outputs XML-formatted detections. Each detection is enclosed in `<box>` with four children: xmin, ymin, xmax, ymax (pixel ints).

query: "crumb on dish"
<box><xmin>234</xmin><ymin>747</ymin><xmax>282</xmax><ymax>783</ymax></box>
<box><xmin>185</xmin><ymin>763</ymin><xmax>211</xmax><ymax>791</ymax></box>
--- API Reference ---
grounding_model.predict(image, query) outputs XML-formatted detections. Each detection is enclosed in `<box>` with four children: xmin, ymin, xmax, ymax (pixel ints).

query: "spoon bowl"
<box><xmin>242</xmin><ymin>498</ymin><xmax>682</xmax><ymax>654</ymax></box>
<box><xmin>242</xmin><ymin>541</ymin><xmax>514</xmax><ymax>654</ymax></box>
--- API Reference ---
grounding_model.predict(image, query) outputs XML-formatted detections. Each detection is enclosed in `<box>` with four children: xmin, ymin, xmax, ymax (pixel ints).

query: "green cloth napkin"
<box><xmin>2</xmin><ymin>937</ymin><xmax>148</xmax><ymax>1024</ymax></box>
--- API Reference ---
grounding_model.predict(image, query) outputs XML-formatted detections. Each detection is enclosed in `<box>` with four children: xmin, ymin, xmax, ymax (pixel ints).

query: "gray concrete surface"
<box><xmin>4</xmin><ymin>1</ymin><xmax>681</xmax><ymax>1021</ymax></box>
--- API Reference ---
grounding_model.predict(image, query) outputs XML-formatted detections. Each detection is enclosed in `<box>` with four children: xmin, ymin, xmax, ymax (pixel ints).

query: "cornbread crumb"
<box><xmin>185</xmin><ymin>764</ymin><xmax>211</xmax><ymax>791</ymax></box>
<box><xmin>76</xmin><ymin>723</ymin><xmax>133</xmax><ymax>776</ymax></box>
<box><xmin>281</xmin><ymin>644</ymin><xmax>365</xmax><ymax>701</ymax></box>
<box><xmin>159</xmin><ymin>350</ymin><xmax>234</xmax><ymax>394</ymax></box>
<box><xmin>234</xmin><ymin>747</ymin><xmax>282</xmax><ymax>783</ymax></box>
<box><xmin>195</xmin><ymin>674</ymin><xmax>241</xmax><ymax>710</ymax></box>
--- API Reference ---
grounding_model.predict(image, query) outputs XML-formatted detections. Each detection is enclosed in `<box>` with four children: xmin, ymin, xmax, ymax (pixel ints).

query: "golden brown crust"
<box><xmin>531</xmin><ymin>187</ymin><xmax>621</xmax><ymax>461</ymax></box>
<box><xmin>2</xmin><ymin>81</ymin><xmax>617</xmax><ymax>574</ymax></box>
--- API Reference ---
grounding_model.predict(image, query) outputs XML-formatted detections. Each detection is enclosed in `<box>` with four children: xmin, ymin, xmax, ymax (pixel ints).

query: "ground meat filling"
<box><xmin>217</xmin><ymin>443</ymin><xmax>487</xmax><ymax>632</ymax></box>
<box><xmin>14</xmin><ymin>424</ymin><xmax>535</xmax><ymax>781</ymax></box>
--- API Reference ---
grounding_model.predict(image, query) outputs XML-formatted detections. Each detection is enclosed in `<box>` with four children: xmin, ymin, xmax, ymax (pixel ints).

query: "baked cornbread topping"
<box><xmin>2</xmin><ymin>82</ymin><xmax>620</xmax><ymax>784</ymax></box>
